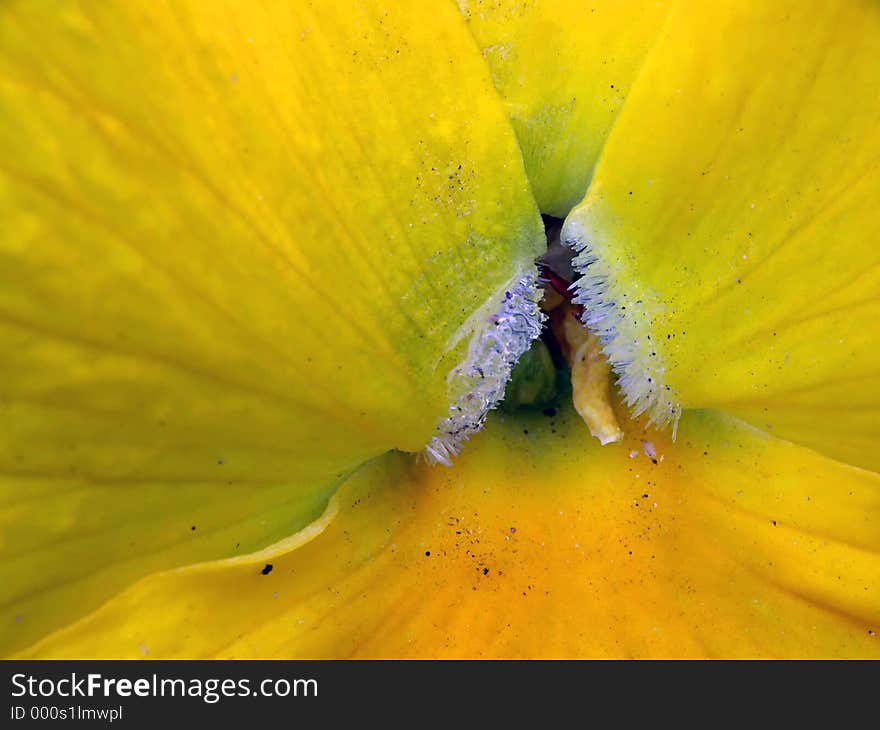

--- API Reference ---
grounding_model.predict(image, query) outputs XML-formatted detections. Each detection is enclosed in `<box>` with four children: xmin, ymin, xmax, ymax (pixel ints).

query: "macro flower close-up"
<box><xmin>1</xmin><ymin>0</ymin><xmax>878</xmax><ymax>661</ymax></box>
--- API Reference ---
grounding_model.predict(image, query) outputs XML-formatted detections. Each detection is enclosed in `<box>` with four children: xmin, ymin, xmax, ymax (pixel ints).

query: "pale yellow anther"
<box><xmin>552</xmin><ymin>304</ymin><xmax>624</xmax><ymax>445</ymax></box>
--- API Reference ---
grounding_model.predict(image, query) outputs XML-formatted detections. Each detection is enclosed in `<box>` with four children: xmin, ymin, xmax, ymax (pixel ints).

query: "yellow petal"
<box><xmin>22</xmin><ymin>405</ymin><xmax>880</xmax><ymax>658</ymax></box>
<box><xmin>0</xmin><ymin>1</ymin><xmax>542</xmax><ymax>654</ymax></box>
<box><xmin>562</xmin><ymin>0</ymin><xmax>880</xmax><ymax>469</ymax></box>
<box><xmin>458</xmin><ymin>0</ymin><xmax>673</xmax><ymax>216</ymax></box>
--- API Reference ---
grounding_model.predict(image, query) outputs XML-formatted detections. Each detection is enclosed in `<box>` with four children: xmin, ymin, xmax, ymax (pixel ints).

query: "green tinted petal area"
<box><xmin>458</xmin><ymin>0</ymin><xmax>673</xmax><ymax>217</ymax></box>
<box><xmin>0</xmin><ymin>0</ymin><xmax>542</xmax><ymax>654</ymax></box>
<box><xmin>563</xmin><ymin>0</ymin><xmax>880</xmax><ymax>469</ymax></box>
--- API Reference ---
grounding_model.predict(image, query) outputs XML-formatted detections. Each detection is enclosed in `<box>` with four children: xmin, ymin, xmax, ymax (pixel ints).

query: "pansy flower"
<box><xmin>1</xmin><ymin>0</ymin><xmax>878</xmax><ymax>658</ymax></box>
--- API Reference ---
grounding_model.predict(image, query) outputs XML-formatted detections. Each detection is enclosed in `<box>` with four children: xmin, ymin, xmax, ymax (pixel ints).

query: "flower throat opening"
<box><xmin>502</xmin><ymin>216</ymin><xmax>623</xmax><ymax>446</ymax></box>
<box><xmin>424</xmin><ymin>216</ymin><xmax>624</xmax><ymax>466</ymax></box>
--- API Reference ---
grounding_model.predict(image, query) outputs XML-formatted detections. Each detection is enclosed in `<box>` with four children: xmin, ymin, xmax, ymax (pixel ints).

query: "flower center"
<box><xmin>425</xmin><ymin>216</ymin><xmax>624</xmax><ymax>466</ymax></box>
<box><xmin>503</xmin><ymin>216</ymin><xmax>623</xmax><ymax>445</ymax></box>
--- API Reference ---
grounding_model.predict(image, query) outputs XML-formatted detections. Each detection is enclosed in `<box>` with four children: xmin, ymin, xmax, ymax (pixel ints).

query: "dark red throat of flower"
<box><xmin>539</xmin><ymin>262</ymin><xmax>583</xmax><ymax>317</ymax></box>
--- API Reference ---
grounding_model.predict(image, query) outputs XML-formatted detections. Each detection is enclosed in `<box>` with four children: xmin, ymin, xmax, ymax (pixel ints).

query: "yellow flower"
<box><xmin>1</xmin><ymin>0</ymin><xmax>878</xmax><ymax>658</ymax></box>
